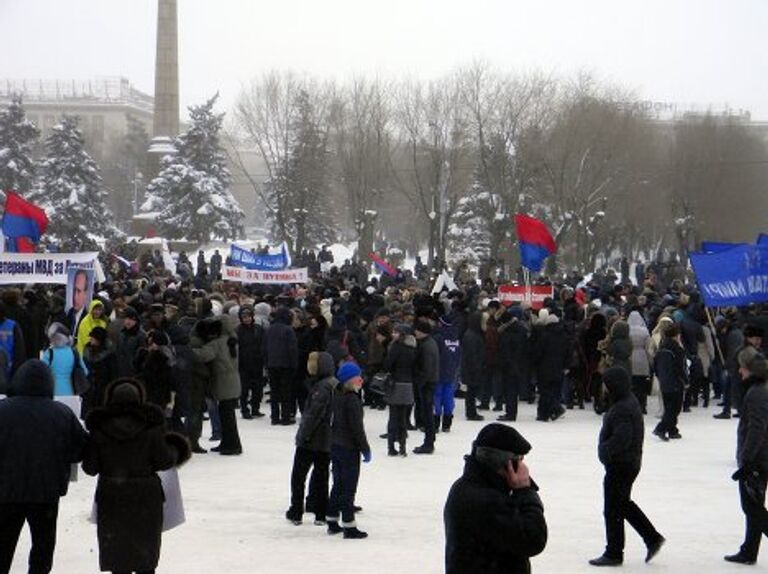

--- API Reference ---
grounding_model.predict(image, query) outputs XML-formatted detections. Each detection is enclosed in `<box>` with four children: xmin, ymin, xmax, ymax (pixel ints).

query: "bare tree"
<box><xmin>391</xmin><ymin>76</ymin><xmax>472</xmax><ymax>267</ymax></box>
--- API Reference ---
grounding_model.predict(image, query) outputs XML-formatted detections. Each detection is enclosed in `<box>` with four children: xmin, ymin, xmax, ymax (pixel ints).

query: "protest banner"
<box><xmin>222</xmin><ymin>265</ymin><xmax>308</xmax><ymax>284</ymax></box>
<box><xmin>498</xmin><ymin>285</ymin><xmax>554</xmax><ymax>309</ymax></box>
<box><xmin>690</xmin><ymin>244</ymin><xmax>768</xmax><ymax>308</ymax></box>
<box><xmin>0</xmin><ymin>252</ymin><xmax>105</xmax><ymax>285</ymax></box>
<box><xmin>229</xmin><ymin>242</ymin><xmax>291</xmax><ymax>271</ymax></box>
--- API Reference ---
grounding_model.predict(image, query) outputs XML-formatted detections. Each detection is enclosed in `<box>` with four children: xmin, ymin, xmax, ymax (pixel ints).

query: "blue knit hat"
<box><xmin>337</xmin><ymin>362</ymin><xmax>362</xmax><ymax>384</ymax></box>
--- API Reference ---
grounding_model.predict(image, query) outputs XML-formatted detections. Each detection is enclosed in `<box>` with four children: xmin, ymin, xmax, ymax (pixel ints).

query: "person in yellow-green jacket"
<box><xmin>76</xmin><ymin>300</ymin><xmax>108</xmax><ymax>356</ymax></box>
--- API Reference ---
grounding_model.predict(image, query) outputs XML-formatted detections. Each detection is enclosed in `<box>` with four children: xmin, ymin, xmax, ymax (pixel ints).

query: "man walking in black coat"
<box><xmin>414</xmin><ymin>319</ymin><xmax>440</xmax><ymax>454</ymax></box>
<box><xmin>725</xmin><ymin>353</ymin><xmax>768</xmax><ymax>564</ymax></box>
<box><xmin>265</xmin><ymin>306</ymin><xmax>299</xmax><ymax>425</ymax></box>
<box><xmin>444</xmin><ymin>423</ymin><xmax>547</xmax><ymax>573</ymax></box>
<box><xmin>237</xmin><ymin>305</ymin><xmax>265</xmax><ymax>419</ymax></box>
<box><xmin>286</xmin><ymin>352</ymin><xmax>337</xmax><ymax>525</ymax></box>
<box><xmin>0</xmin><ymin>360</ymin><xmax>88</xmax><ymax>574</ymax></box>
<box><xmin>589</xmin><ymin>367</ymin><xmax>665</xmax><ymax>567</ymax></box>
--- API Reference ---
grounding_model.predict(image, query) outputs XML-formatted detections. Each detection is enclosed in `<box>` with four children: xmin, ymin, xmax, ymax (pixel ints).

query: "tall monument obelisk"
<box><xmin>146</xmin><ymin>0</ymin><xmax>179</xmax><ymax>180</ymax></box>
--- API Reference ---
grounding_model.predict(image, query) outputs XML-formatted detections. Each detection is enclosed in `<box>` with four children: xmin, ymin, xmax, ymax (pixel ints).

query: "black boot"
<box><xmin>434</xmin><ymin>415</ymin><xmax>441</xmax><ymax>434</ymax></box>
<box><xmin>442</xmin><ymin>414</ymin><xmax>453</xmax><ymax>432</ymax></box>
<box><xmin>387</xmin><ymin>437</ymin><xmax>398</xmax><ymax>456</ymax></box>
<box><xmin>343</xmin><ymin>526</ymin><xmax>368</xmax><ymax>539</ymax></box>
<box><xmin>327</xmin><ymin>520</ymin><xmax>343</xmax><ymax>535</ymax></box>
<box><xmin>724</xmin><ymin>552</ymin><xmax>756</xmax><ymax>565</ymax></box>
<box><xmin>398</xmin><ymin>441</ymin><xmax>407</xmax><ymax>457</ymax></box>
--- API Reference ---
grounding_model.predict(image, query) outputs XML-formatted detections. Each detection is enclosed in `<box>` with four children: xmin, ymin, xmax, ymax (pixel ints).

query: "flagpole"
<box><xmin>705</xmin><ymin>307</ymin><xmax>726</xmax><ymax>366</ymax></box>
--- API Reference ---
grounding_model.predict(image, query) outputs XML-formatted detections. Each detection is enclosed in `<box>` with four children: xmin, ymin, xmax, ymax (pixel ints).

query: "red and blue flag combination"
<box><xmin>369</xmin><ymin>252</ymin><xmax>398</xmax><ymax>277</ymax></box>
<box><xmin>2</xmin><ymin>191</ymin><xmax>49</xmax><ymax>253</ymax></box>
<box><xmin>514</xmin><ymin>214</ymin><xmax>557</xmax><ymax>272</ymax></box>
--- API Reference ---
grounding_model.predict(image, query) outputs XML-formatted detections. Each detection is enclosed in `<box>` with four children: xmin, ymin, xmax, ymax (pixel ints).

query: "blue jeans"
<box><xmin>327</xmin><ymin>445</ymin><xmax>361</xmax><ymax>526</ymax></box>
<box><xmin>433</xmin><ymin>380</ymin><xmax>456</xmax><ymax>416</ymax></box>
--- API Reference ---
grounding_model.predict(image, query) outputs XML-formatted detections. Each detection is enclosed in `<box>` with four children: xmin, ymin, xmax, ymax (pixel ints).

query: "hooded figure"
<box><xmin>83</xmin><ymin>378</ymin><xmax>191</xmax><ymax>574</ymax></box>
<box><xmin>286</xmin><ymin>352</ymin><xmax>337</xmax><ymax>525</ymax></box>
<box><xmin>591</xmin><ymin>367</ymin><xmax>665</xmax><ymax>566</ymax></box>
<box><xmin>76</xmin><ymin>299</ymin><xmax>108</xmax><ymax>357</ymax></box>
<box><xmin>0</xmin><ymin>360</ymin><xmax>88</xmax><ymax>574</ymax></box>
<box><xmin>444</xmin><ymin>423</ymin><xmax>547</xmax><ymax>574</ymax></box>
<box><xmin>605</xmin><ymin>320</ymin><xmax>633</xmax><ymax>377</ymax></box>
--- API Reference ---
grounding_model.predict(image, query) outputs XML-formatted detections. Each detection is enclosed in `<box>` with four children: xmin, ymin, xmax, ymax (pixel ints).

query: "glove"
<box><xmin>362</xmin><ymin>451</ymin><xmax>372</xmax><ymax>464</ymax></box>
<box><xmin>732</xmin><ymin>464</ymin><xmax>759</xmax><ymax>482</ymax></box>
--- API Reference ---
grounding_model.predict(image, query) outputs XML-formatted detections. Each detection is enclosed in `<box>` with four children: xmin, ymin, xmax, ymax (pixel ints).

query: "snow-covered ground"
<box><xmin>9</xmin><ymin>401</ymin><xmax>755</xmax><ymax>573</ymax></box>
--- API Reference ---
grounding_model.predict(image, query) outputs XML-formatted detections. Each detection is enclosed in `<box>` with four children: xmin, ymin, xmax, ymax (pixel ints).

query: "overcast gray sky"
<box><xmin>2</xmin><ymin>0</ymin><xmax>766</xmax><ymax>119</ymax></box>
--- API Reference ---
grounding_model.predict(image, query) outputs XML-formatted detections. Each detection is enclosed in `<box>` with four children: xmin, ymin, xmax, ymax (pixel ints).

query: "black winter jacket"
<box><xmin>237</xmin><ymin>322</ymin><xmax>264</xmax><ymax>378</ymax></box>
<box><xmin>653</xmin><ymin>337</ymin><xmax>687</xmax><ymax>393</ymax></box>
<box><xmin>0</xmin><ymin>361</ymin><xmax>88</xmax><ymax>503</ymax></box>
<box><xmin>499</xmin><ymin>319</ymin><xmax>529</xmax><ymax>377</ymax></box>
<box><xmin>265</xmin><ymin>309</ymin><xmax>298</xmax><ymax>370</ymax></box>
<box><xmin>331</xmin><ymin>385</ymin><xmax>370</xmax><ymax>453</ymax></box>
<box><xmin>598</xmin><ymin>370</ymin><xmax>644</xmax><ymax>469</ymax></box>
<box><xmin>444</xmin><ymin>457</ymin><xmax>547</xmax><ymax>574</ymax></box>
<box><xmin>115</xmin><ymin>325</ymin><xmax>146</xmax><ymax>378</ymax></box>
<box><xmin>296</xmin><ymin>353</ymin><xmax>336</xmax><ymax>453</ymax></box>
<box><xmin>461</xmin><ymin>317</ymin><xmax>486</xmax><ymax>387</ymax></box>
<box><xmin>415</xmin><ymin>335</ymin><xmax>440</xmax><ymax>386</ymax></box>
<box><xmin>534</xmin><ymin>321</ymin><xmax>571</xmax><ymax>383</ymax></box>
<box><xmin>737</xmin><ymin>376</ymin><xmax>768</xmax><ymax>474</ymax></box>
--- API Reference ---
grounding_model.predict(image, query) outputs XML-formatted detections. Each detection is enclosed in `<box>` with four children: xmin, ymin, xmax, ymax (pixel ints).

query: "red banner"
<box><xmin>498</xmin><ymin>285</ymin><xmax>554</xmax><ymax>309</ymax></box>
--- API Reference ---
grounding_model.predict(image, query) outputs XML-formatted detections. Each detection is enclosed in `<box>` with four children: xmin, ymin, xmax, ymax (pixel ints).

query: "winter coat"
<box><xmin>444</xmin><ymin>456</ymin><xmax>547</xmax><ymax>574</ymax></box>
<box><xmin>236</xmin><ymin>321</ymin><xmax>264</xmax><ymax>378</ymax></box>
<box><xmin>135</xmin><ymin>345</ymin><xmax>177</xmax><ymax>409</ymax></box>
<box><xmin>498</xmin><ymin>319</ymin><xmax>529</xmax><ymax>378</ymax></box>
<box><xmin>295</xmin><ymin>353</ymin><xmax>336</xmax><ymax>453</ymax></box>
<box><xmin>42</xmin><ymin>344</ymin><xmax>87</xmax><ymax>397</ymax></box>
<box><xmin>0</xmin><ymin>360</ymin><xmax>88</xmax><ymax>503</ymax></box>
<box><xmin>415</xmin><ymin>335</ymin><xmax>440</xmax><ymax>386</ymax></box>
<box><xmin>192</xmin><ymin>316</ymin><xmax>241</xmax><ymax>401</ymax></box>
<box><xmin>606</xmin><ymin>321</ymin><xmax>633</xmax><ymax>377</ymax></box>
<box><xmin>83</xmin><ymin>399</ymin><xmax>190</xmax><ymax>573</ymax></box>
<box><xmin>76</xmin><ymin>300</ymin><xmax>108</xmax><ymax>356</ymax></box>
<box><xmin>654</xmin><ymin>337</ymin><xmax>687</xmax><ymax>393</ymax></box>
<box><xmin>461</xmin><ymin>316</ymin><xmax>487</xmax><ymax>388</ymax></box>
<box><xmin>628</xmin><ymin>311</ymin><xmax>651</xmax><ymax>377</ymax></box>
<box><xmin>82</xmin><ymin>343</ymin><xmax>117</xmax><ymax>410</ymax></box>
<box><xmin>436</xmin><ymin>318</ymin><xmax>462</xmax><ymax>384</ymax></box>
<box><xmin>331</xmin><ymin>384</ymin><xmax>370</xmax><ymax>453</ymax></box>
<box><xmin>115</xmin><ymin>323</ymin><xmax>146</xmax><ymax>378</ymax></box>
<box><xmin>366</xmin><ymin>321</ymin><xmax>392</xmax><ymax>368</ymax></box>
<box><xmin>737</xmin><ymin>375</ymin><xmax>768</xmax><ymax>474</ymax></box>
<box><xmin>534</xmin><ymin>320</ymin><xmax>572</xmax><ymax>383</ymax></box>
<box><xmin>598</xmin><ymin>369</ymin><xmax>644</xmax><ymax>469</ymax></box>
<box><xmin>384</xmin><ymin>336</ymin><xmax>416</xmax><ymax>405</ymax></box>
<box><xmin>265</xmin><ymin>308</ymin><xmax>299</xmax><ymax>370</ymax></box>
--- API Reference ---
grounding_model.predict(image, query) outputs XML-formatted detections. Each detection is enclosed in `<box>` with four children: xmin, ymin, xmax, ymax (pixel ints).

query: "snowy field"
<box><xmin>9</xmin><ymin>400</ymin><xmax>757</xmax><ymax>573</ymax></box>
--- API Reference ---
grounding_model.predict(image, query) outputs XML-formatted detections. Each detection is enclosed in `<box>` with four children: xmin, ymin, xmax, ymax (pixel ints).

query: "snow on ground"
<box><xmin>9</xmin><ymin>401</ymin><xmax>754</xmax><ymax>573</ymax></box>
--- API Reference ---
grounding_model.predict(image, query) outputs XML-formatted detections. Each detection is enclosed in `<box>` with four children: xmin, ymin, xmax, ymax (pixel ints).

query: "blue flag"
<box><xmin>700</xmin><ymin>241</ymin><xmax>746</xmax><ymax>254</ymax></box>
<box><xmin>229</xmin><ymin>243</ymin><xmax>291</xmax><ymax>271</ymax></box>
<box><xmin>690</xmin><ymin>244</ymin><xmax>768</xmax><ymax>307</ymax></box>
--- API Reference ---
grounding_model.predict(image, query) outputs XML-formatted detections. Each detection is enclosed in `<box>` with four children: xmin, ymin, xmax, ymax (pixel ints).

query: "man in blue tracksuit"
<box><xmin>434</xmin><ymin>315</ymin><xmax>462</xmax><ymax>433</ymax></box>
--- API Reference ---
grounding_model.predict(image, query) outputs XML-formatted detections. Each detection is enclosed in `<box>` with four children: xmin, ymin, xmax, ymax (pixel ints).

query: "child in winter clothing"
<box><xmin>327</xmin><ymin>362</ymin><xmax>371</xmax><ymax>539</ymax></box>
<box><xmin>286</xmin><ymin>352</ymin><xmax>337</xmax><ymax>525</ymax></box>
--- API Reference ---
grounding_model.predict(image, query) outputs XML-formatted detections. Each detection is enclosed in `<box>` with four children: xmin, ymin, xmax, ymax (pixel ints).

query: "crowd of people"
<box><xmin>1</xmin><ymin>247</ymin><xmax>768</xmax><ymax>572</ymax></box>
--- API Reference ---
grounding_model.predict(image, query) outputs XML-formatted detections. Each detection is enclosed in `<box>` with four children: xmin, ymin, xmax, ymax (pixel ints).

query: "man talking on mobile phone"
<box><xmin>444</xmin><ymin>423</ymin><xmax>547</xmax><ymax>573</ymax></box>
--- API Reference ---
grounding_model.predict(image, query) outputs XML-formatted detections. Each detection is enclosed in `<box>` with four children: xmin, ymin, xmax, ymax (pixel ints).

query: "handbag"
<box><xmin>369</xmin><ymin>371</ymin><xmax>391</xmax><ymax>396</ymax></box>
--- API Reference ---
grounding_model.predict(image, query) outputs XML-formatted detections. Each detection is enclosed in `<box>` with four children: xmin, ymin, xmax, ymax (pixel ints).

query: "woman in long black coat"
<box><xmin>83</xmin><ymin>378</ymin><xmax>190</xmax><ymax>574</ymax></box>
